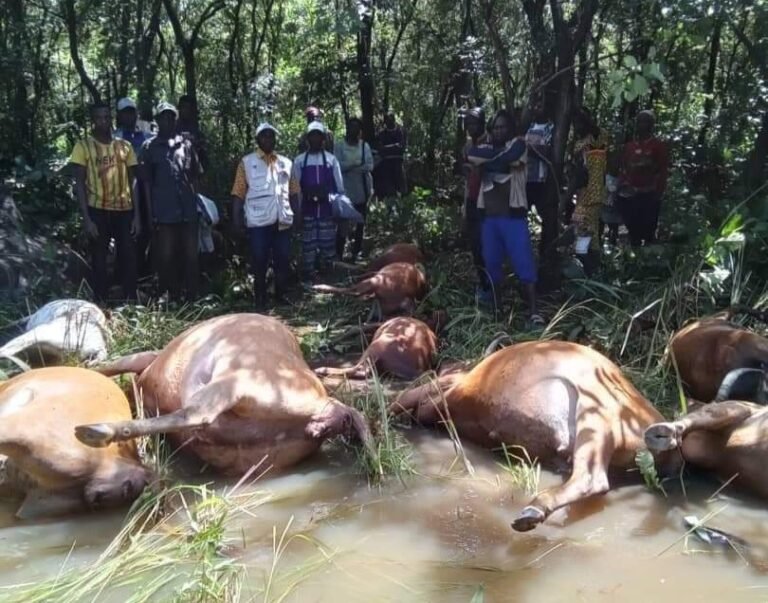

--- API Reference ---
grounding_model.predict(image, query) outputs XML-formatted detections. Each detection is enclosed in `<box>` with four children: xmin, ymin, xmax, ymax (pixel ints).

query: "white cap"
<box><xmin>155</xmin><ymin>101</ymin><xmax>178</xmax><ymax>117</ymax></box>
<box><xmin>306</xmin><ymin>120</ymin><xmax>326</xmax><ymax>134</ymax></box>
<box><xmin>256</xmin><ymin>122</ymin><xmax>279</xmax><ymax>137</ymax></box>
<box><xmin>117</xmin><ymin>97</ymin><xmax>137</xmax><ymax>112</ymax></box>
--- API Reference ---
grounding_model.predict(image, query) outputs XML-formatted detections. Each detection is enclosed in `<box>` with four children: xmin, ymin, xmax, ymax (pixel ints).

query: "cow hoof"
<box><xmin>644</xmin><ymin>422</ymin><xmax>680</xmax><ymax>452</ymax></box>
<box><xmin>75</xmin><ymin>423</ymin><xmax>116</xmax><ymax>448</ymax></box>
<box><xmin>511</xmin><ymin>506</ymin><xmax>546</xmax><ymax>532</ymax></box>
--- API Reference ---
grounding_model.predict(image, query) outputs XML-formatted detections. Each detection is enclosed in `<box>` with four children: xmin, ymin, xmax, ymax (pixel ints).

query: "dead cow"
<box><xmin>645</xmin><ymin>400</ymin><xmax>768</xmax><ymax>499</ymax></box>
<box><xmin>0</xmin><ymin>367</ymin><xmax>149</xmax><ymax>518</ymax></box>
<box><xmin>314</xmin><ymin>316</ymin><xmax>439</xmax><ymax>381</ymax></box>
<box><xmin>390</xmin><ymin>340</ymin><xmax>680</xmax><ymax>532</ymax></box>
<box><xmin>669</xmin><ymin>315</ymin><xmax>768</xmax><ymax>403</ymax></box>
<box><xmin>336</xmin><ymin>243</ymin><xmax>424</xmax><ymax>276</ymax></box>
<box><xmin>313</xmin><ymin>262</ymin><xmax>427</xmax><ymax>320</ymax></box>
<box><xmin>75</xmin><ymin>314</ymin><xmax>374</xmax><ymax>475</ymax></box>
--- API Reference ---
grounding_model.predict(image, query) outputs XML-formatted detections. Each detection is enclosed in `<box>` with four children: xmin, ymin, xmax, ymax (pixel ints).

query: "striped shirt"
<box><xmin>69</xmin><ymin>137</ymin><xmax>137</xmax><ymax>210</ymax></box>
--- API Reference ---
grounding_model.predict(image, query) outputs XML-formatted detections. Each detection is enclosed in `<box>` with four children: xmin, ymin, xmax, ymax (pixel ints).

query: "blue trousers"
<box><xmin>247</xmin><ymin>223</ymin><xmax>291</xmax><ymax>297</ymax></box>
<box><xmin>481</xmin><ymin>215</ymin><xmax>537</xmax><ymax>286</ymax></box>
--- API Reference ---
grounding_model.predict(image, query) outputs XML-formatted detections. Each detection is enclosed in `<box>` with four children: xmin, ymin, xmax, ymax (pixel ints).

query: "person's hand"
<box><xmin>84</xmin><ymin>218</ymin><xmax>99</xmax><ymax>239</ymax></box>
<box><xmin>131</xmin><ymin>215</ymin><xmax>142</xmax><ymax>238</ymax></box>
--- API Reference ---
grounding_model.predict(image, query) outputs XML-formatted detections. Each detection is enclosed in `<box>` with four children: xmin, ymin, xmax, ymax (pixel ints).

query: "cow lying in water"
<box><xmin>75</xmin><ymin>314</ymin><xmax>374</xmax><ymax>475</ymax></box>
<box><xmin>645</xmin><ymin>400</ymin><xmax>768</xmax><ymax>499</ymax></box>
<box><xmin>314</xmin><ymin>314</ymin><xmax>441</xmax><ymax>381</ymax></box>
<box><xmin>0</xmin><ymin>367</ymin><xmax>149</xmax><ymax>518</ymax></box>
<box><xmin>313</xmin><ymin>262</ymin><xmax>428</xmax><ymax>321</ymax></box>
<box><xmin>390</xmin><ymin>340</ymin><xmax>680</xmax><ymax>531</ymax></box>
<box><xmin>669</xmin><ymin>314</ymin><xmax>768</xmax><ymax>403</ymax></box>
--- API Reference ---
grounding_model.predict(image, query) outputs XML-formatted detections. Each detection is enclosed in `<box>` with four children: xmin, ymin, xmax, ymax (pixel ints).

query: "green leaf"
<box><xmin>624</xmin><ymin>88</ymin><xmax>639</xmax><ymax>102</ymax></box>
<box><xmin>622</xmin><ymin>55</ymin><xmax>638</xmax><ymax>69</ymax></box>
<box><xmin>632</xmin><ymin>74</ymin><xmax>650</xmax><ymax>97</ymax></box>
<box><xmin>635</xmin><ymin>449</ymin><xmax>666</xmax><ymax>495</ymax></box>
<box><xmin>471</xmin><ymin>585</ymin><xmax>485</xmax><ymax>603</ymax></box>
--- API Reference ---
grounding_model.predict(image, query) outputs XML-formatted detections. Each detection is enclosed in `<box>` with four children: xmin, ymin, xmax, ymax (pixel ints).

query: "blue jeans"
<box><xmin>481</xmin><ymin>215</ymin><xmax>537</xmax><ymax>287</ymax></box>
<box><xmin>247</xmin><ymin>223</ymin><xmax>292</xmax><ymax>298</ymax></box>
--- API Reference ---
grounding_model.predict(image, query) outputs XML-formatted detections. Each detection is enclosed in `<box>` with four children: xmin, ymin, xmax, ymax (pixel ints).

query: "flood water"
<box><xmin>1</xmin><ymin>429</ymin><xmax>768</xmax><ymax>602</ymax></box>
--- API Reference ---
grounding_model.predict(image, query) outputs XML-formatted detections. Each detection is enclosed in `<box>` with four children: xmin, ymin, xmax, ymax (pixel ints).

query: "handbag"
<box><xmin>331</xmin><ymin>193</ymin><xmax>364</xmax><ymax>223</ymax></box>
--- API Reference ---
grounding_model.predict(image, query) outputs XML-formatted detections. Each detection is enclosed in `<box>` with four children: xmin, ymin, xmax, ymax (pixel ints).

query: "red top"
<box><xmin>619</xmin><ymin>136</ymin><xmax>669</xmax><ymax>194</ymax></box>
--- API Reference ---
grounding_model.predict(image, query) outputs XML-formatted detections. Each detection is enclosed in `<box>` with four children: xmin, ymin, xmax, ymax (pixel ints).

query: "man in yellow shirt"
<box><xmin>69</xmin><ymin>101</ymin><xmax>141</xmax><ymax>302</ymax></box>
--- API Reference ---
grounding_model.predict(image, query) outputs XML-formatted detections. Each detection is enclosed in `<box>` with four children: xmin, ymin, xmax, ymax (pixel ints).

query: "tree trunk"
<box><xmin>480</xmin><ymin>0</ymin><xmax>515</xmax><ymax>110</ymax></box>
<box><xmin>697</xmin><ymin>14</ymin><xmax>722</xmax><ymax>147</ymax></box>
<box><xmin>356</xmin><ymin>0</ymin><xmax>376</xmax><ymax>143</ymax></box>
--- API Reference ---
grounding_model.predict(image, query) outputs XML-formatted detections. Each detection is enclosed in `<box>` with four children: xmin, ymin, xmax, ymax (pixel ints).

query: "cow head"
<box><xmin>84</xmin><ymin>459</ymin><xmax>152</xmax><ymax>510</ymax></box>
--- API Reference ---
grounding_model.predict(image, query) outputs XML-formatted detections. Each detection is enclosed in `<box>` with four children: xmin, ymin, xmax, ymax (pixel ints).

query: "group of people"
<box><xmin>460</xmin><ymin>102</ymin><xmax>669</xmax><ymax>323</ymax></box>
<box><xmin>68</xmin><ymin>100</ymin><xmax>406</xmax><ymax>308</ymax></box>
<box><xmin>67</xmin><ymin>93</ymin><xmax>667</xmax><ymax>319</ymax></box>
<box><xmin>230</xmin><ymin>106</ymin><xmax>407</xmax><ymax>308</ymax></box>
<box><xmin>69</xmin><ymin>95</ymin><xmax>208</xmax><ymax>304</ymax></box>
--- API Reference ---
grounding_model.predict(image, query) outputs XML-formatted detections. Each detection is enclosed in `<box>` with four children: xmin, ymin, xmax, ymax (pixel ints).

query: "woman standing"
<box><xmin>570</xmin><ymin>108</ymin><xmax>610</xmax><ymax>272</ymax></box>
<box><xmin>617</xmin><ymin>110</ymin><xmax>669</xmax><ymax>247</ymax></box>
<box><xmin>334</xmin><ymin>117</ymin><xmax>373</xmax><ymax>261</ymax></box>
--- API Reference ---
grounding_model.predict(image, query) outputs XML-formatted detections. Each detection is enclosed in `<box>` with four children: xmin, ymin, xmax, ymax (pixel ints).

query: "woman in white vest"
<box><xmin>231</xmin><ymin>123</ymin><xmax>293</xmax><ymax>309</ymax></box>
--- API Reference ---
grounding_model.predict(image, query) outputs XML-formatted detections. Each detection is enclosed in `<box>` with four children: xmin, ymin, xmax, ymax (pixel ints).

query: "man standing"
<box><xmin>374</xmin><ymin>112</ymin><xmax>407</xmax><ymax>216</ymax></box>
<box><xmin>291</xmin><ymin>121</ymin><xmax>344</xmax><ymax>284</ymax></box>
<box><xmin>69</xmin><ymin>102</ymin><xmax>141</xmax><ymax>303</ymax></box>
<box><xmin>140</xmin><ymin>102</ymin><xmax>201</xmax><ymax>302</ymax></box>
<box><xmin>297</xmin><ymin>106</ymin><xmax>335</xmax><ymax>153</ymax></box>
<box><xmin>617</xmin><ymin>110</ymin><xmax>669</xmax><ymax>247</ymax></box>
<box><xmin>525</xmin><ymin>101</ymin><xmax>557</xmax><ymax>258</ymax></box>
<box><xmin>176</xmin><ymin>94</ymin><xmax>208</xmax><ymax>172</ymax></box>
<box><xmin>231</xmin><ymin>123</ymin><xmax>294</xmax><ymax>308</ymax></box>
<box><xmin>115</xmin><ymin>97</ymin><xmax>152</xmax><ymax>278</ymax></box>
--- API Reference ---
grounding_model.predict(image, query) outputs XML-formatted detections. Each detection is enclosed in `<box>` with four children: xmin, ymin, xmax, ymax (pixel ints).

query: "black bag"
<box><xmin>572</xmin><ymin>160</ymin><xmax>589</xmax><ymax>190</ymax></box>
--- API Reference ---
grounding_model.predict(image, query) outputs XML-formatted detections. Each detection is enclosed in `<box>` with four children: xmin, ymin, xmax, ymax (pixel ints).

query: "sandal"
<box><xmin>529</xmin><ymin>313</ymin><xmax>546</xmax><ymax>327</ymax></box>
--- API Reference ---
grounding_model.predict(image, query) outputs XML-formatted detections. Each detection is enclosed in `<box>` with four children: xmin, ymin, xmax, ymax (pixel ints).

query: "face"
<box><xmin>307</xmin><ymin>130</ymin><xmax>324</xmax><ymax>151</ymax></box>
<box><xmin>346</xmin><ymin>121</ymin><xmax>361</xmax><ymax>140</ymax></box>
<box><xmin>156</xmin><ymin>111</ymin><xmax>176</xmax><ymax>136</ymax></box>
<box><xmin>636</xmin><ymin>114</ymin><xmax>654</xmax><ymax>138</ymax></box>
<box><xmin>306</xmin><ymin>110</ymin><xmax>320</xmax><ymax>123</ymax></box>
<box><xmin>384</xmin><ymin>114</ymin><xmax>395</xmax><ymax>128</ymax></box>
<box><xmin>491</xmin><ymin>116</ymin><xmax>511</xmax><ymax>144</ymax></box>
<box><xmin>91</xmin><ymin>107</ymin><xmax>112</xmax><ymax>135</ymax></box>
<box><xmin>532</xmin><ymin>101</ymin><xmax>546</xmax><ymax>122</ymax></box>
<box><xmin>117</xmin><ymin>107</ymin><xmax>137</xmax><ymax>130</ymax></box>
<box><xmin>257</xmin><ymin>129</ymin><xmax>276</xmax><ymax>153</ymax></box>
<box><xmin>465</xmin><ymin>115</ymin><xmax>483</xmax><ymax>139</ymax></box>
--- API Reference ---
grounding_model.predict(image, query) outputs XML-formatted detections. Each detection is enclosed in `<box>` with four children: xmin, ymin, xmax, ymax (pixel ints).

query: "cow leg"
<box><xmin>644</xmin><ymin>400</ymin><xmax>755</xmax><ymax>452</ymax></box>
<box><xmin>75</xmin><ymin>375</ymin><xmax>245</xmax><ymax>447</ymax></box>
<box><xmin>512</xmin><ymin>426</ymin><xmax>613</xmax><ymax>532</ymax></box>
<box><xmin>95</xmin><ymin>351</ymin><xmax>159</xmax><ymax>377</ymax></box>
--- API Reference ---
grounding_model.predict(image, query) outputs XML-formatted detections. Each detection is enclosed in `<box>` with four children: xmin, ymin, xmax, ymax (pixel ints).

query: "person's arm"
<box><xmin>72</xmin><ymin>163</ymin><xmax>98</xmax><ymax>239</ymax></box>
<box><xmin>467</xmin><ymin>138</ymin><xmax>526</xmax><ymax>167</ymax></box>
<box><xmin>655</xmin><ymin>139</ymin><xmax>670</xmax><ymax>195</ymax></box>
<box><xmin>128</xmin><ymin>165</ymin><xmax>141</xmax><ymax>237</ymax></box>
<box><xmin>289</xmin><ymin>158</ymin><xmax>302</xmax><ymax>227</ymax></box>
<box><xmin>330</xmin><ymin>154</ymin><xmax>345</xmax><ymax>194</ymax></box>
<box><xmin>230</xmin><ymin>160</ymin><xmax>247</xmax><ymax>232</ymax></box>
<box><xmin>139</xmin><ymin>143</ymin><xmax>154</xmax><ymax>227</ymax></box>
<box><xmin>362</xmin><ymin>143</ymin><xmax>374</xmax><ymax>173</ymax></box>
<box><xmin>334</xmin><ymin>144</ymin><xmax>352</xmax><ymax>173</ymax></box>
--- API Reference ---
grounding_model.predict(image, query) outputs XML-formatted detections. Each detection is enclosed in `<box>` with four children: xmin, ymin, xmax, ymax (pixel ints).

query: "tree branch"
<box><xmin>191</xmin><ymin>0</ymin><xmax>227</xmax><ymax>46</ymax></box>
<box><xmin>62</xmin><ymin>0</ymin><xmax>101</xmax><ymax>102</ymax></box>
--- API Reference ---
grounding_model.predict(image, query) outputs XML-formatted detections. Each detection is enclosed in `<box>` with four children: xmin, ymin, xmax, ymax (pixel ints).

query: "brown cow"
<box><xmin>669</xmin><ymin>316</ymin><xmax>768</xmax><ymax>403</ymax></box>
<box><xmin>0</xmin><ymin>367</ymin><xmax>149</xmax><ymax>518</ymax></box>
<box><xmin>336</xmin><ymin>243</ymin><xmax>424</xmax><ymax>276</ymax></box>
<box><xmin>645</xmin><ymin>400</ymin><xmax>768</xmax><ymax>499</ymax></box>
<box><xmin>313</xmin><ymin>262</ymin><xmax>427</xmax><ymax>321</ymax></box>
<box><xmin>389</xmin><ymin>340</ymin><xmax>681</xmax><ymax>531</ymax></box>
<box><xmin>314</xmin><ymin>316</ymin><xmax>439</xmax><ymax>381</ymax></box>
<box><xmin>75</xmin><ymin>314</ymin><xmax>374</xmax><ymax>475</ymax></box>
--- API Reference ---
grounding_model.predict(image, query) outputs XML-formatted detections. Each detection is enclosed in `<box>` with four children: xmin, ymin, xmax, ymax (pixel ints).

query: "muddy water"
<box><xmin>1</xmin><ymin>430</ymin><xmax>768</xmax><ymax>602</ymax></box>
